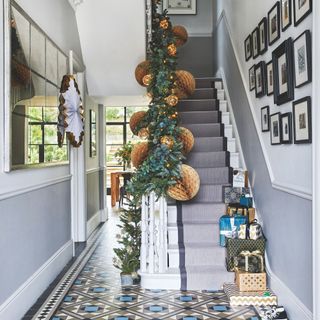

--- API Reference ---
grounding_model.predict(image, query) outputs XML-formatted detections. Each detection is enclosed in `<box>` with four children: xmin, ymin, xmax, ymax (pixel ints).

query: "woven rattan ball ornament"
<box><xmin>131</xmin><ymin>142</ymin><xmax>149</xmax><ymax>168</ymax></box>
<box><xmin>160</xmin><ymin>135</ymin><xmax>174</xmax><ymax>149</ymax></box>
<box><xmin>138</xmin><ymin>127</ymin><xmax>149</xmax><ymax>139</ymax></box>
<box><xmin>166</xmin><ymin>94</ymin><xmax>179</xmax><ymax>106</ymax></box>
<box><xmin>167</xmin><ymin>43</ymin><xmax>177</xmax><ymax>56</ymax></box>
<box><xmin>179</xmin><ymin>127</ymin><xmax>194</xmax><ymax>154</ymax></box>
<box><xmin>135</xmin><ymin>60</ymin><xmax>150</xmax><ymax>86</ymax></box>
<box><xmin>175</xmin><ymin>70</ymin><xmax>196</xmax><ymax>99</ymax></box>
<box><xmin>167</xmin><ymin>164</ymin><xmax>200</xmax><ymax>201</ymax></box>
<box><xmin>142</xmin><ymin>74</ymin><xmax>153</xmax><ymax>86</ymax></box>
<box><xmin>172</xmin><ymin>25</ymin><xmax>188</xmax><ymax>47</ymax></box>
<box><xmin>130</xmin><ymin>111</ymin><xmax>147</xmax><ymax>135</ymax></box>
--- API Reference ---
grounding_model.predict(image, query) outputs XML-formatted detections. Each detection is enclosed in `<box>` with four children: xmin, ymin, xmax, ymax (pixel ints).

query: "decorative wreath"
<box><xmin>57</xmin><ymin>75</ymin><xmax>84</xmax><ymax>148</ymax></box>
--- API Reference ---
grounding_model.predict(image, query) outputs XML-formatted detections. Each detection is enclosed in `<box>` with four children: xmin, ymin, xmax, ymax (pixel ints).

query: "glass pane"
<box><xmin>46</xmin><ymin>40</ymin><xmax>58</xmax><ymax>84</ymax></box>
<box><xmin>28</xmin><ymin>145</ymin><xmax>40</xmax><ymax>164</ymax></box>
<box><xmin>44</xmin><ymin>145</ymin><xmax>68</xmax><ymax>162</ymax></box>
<box><xmin>31</xmin><ymin>25</ymin><xmax>45</xmax><ymax>75</ymax></box>
<box><xmin>126</xmin><ymin>106</ymin><xmax>148</xmax><ymax>121</ymax></box>
<box><xmin>28</xmin><ymin>106</ymin><xmax>42</xmax><ymax>122</ymax></box>
<box><xmin>106</xmin><ymin>125</ymin><xmax>124</xmax><ymax>144</ymax></box>
<box><xmin>106</xmin><ymin>145</ymin><xmax>123</xmax><ymax>167</ymax></box>
<box><xmin>126</xmin><ymin>124</ymin><xmax>146</xmax><ymax>142</ymax></box>
<box><xmin>106</xmin><ymin>107</ymin><xmax>125</xmax><ymax>122</ymax></box>
<box><xmin>29</xmin><ymin>124</ymin><xmax>42</xmax><ymax>144</ymax></box>
<box><xmin>58</xmin><ymin>51</ymin><xmax>67</xmax><ymax>83</ymax></box>
<box><xmin>32</xmin><ymin>72</ymin><xmax>46</xmax><ymax>98</ymax></box>
<box><xmin>46</xmin><ymin>82</ymin><xmax>58</xmax><ymax>108</ymax></box>
<box><xmin>44</xmin><ymin>107</ymin><xmax>58</xmax><ymax>122</ymax></box>
<box><xmin>44</xmin><ymin>124</ymin><xmax>57</xmax><ymax>144</ymax></box>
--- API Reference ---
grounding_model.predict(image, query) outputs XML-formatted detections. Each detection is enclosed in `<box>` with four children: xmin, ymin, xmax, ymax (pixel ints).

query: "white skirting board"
<box><xmin>87</xmin><ymin>210</ymin><xmax>105</xmax><ymax>237</ymax></box>
<box><xmin>0</xmin><ymin>240</ymin><xmax>73</xmax><ymax>320</ymax></box>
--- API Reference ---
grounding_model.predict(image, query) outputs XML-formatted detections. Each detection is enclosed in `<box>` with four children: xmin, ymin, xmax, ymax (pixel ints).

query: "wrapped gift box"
<box><xmin>235</xmin><ymin>270</ymin><xmax>266</xmax><ymax>291</ymax></box>
<box><xmin>223</xmin><ymin>283</ymin><xmax>277</xmax><ymax>306</ymax></box>
<box><xmin>226</xmin><ymin>238</ymin><xmax>266</xmax><ymax>272</ymax></box>
<box><xmin>233</xmin><ymin>169</ymin><xmax>248</xmax><ymax>188</ymax></box>
<box><xmin>234</xmin><ymin>250</ymin><xmax>265</xmax><ymax>273</ymax></box>
<box><xmin>219</xmin><ymin>215</ymin><xmax>248</xmax><ymax>247</ymax></box>
<box><xmin>224</xmin><ymin>187</ymin><xmax>250</xmax><ymax>204</ymax></box>
<box><xmin>256</xmin><ymin>306</ymin><xmax>288</xmax><ymax>320</ymax></box>
<box><xmin>239</xmin><ymin>195</ymin><xmax>253</xmax><ymax>208</ymax></box>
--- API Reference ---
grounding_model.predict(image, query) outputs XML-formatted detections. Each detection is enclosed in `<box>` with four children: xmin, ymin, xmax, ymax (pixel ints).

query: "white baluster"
<box><xmin>159</xmin><ymin>197</ymin><xmax>166</xmax><ymax>272</ymax></box>
<box><xmin>140</xmin><ymin>195</ymin><xmax>147</xmax><ymax>273</ymax></box>
<box><xmin>164</xmin><ymin>198</ymin><xmax>168</xmax><ymax>270</ymax></box>
<box><xmin>148</xmin><ymin>192</ymin><xmax>155</xmax><ymax>273</ymax></box>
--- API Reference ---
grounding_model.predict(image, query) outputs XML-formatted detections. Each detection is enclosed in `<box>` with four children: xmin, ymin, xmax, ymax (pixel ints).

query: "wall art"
<box><xmin>268</xmin><ymin>2</ymin><xmax>281</xmax><ymax>45</ymax></box>
<box><xmin>293</xmin><ymin>96</ymin><xmax>312</xmax><ymax>143</ymax></box>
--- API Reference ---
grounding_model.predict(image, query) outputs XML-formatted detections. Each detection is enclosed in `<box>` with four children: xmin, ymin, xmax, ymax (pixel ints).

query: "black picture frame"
<box><xmin>259</xmin><ymin>18</ymin><xmax>268</xmax><ymax>55</ymax></box>
<box><xmin>293</xmin><ymin>30</ymin><xmax>312</xmax><ymax>88</ymax></box>
<box><xmin>293</xmin><ymin>0</ymin><xmax>312</xmax><ymax>26</ymax></box>
<box><xmin>89</xmin><ymin>109</ymin><xmax>97</xmax><ymax>158</ymax></box>
<box><xmin>252</xmin><ymin>27</ymin><xmax>260</xmax><ymax>59</ymax></box>
<box><xmin>281</xmin><ymin>0</ymin><xmax>292</xmax><ymax>31</ymax></box>
<box><xmin>280</xmin><ymin>112</ymin><xmax>292</xmax><ymax>144</ymax></box>
<box><xmin>261</xmin><ymin>106</ymin><xmax>270</xmax><ymax>132</ymax></box>
<box><xmin>266</xmin><ymin>60</ymin><xmax>274</xmax><ymax>96</ymax></box>
<box><xmin>245</xmin><ymin>35</ymin><xmax>252</xmax><ymax>61</ymax></box>
<box><xmin>272</xmin><ymin>38</ymin><xmax>294</xmax><ymax>105</ymax></box>
<box><xmin>270</xmin><ymin>112</ymin><xmax>282</xmax><ymax>145</ymax></box>
<box><xmin>249</xmin><ymin>65</ymin><xmax>256</xmax><ymax>91</ymax></box>
<box><xmin>255</xmin><ymin>61</ymin><xmax>267</xmax><ymax>98</ymax></box>
<box><xmin>293</xmin><ymin>96</ymin><xmax>312</xmax><ymax>144</ymax></box>
<box><xmin>268</xmin><ymin>2</ymin><xmax>281</xmax><ymax>46</ymax></box>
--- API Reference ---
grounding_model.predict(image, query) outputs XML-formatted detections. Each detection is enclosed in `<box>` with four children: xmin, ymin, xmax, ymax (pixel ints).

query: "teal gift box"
<box><xmin>239</xmin><ymin>195</ymin><xmax>253</xmax><ymax>208</ymax></box>
<box><xmin>219</xmin><ymin>215</ymin><xmax>248</xmax><ymax>247</ymax></box>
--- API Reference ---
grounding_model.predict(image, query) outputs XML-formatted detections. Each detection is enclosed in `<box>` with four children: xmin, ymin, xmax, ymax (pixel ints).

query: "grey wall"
<box><xmin>213</xmin><ymin>19</ymin><xmax>312</xmax><ymax>312</ymax></box>
<box><xmin>0</xmin><ymin>181</ymin><xmax>71</xmax><ymax>305</ymax></box>
<box><xmin>87</xmin><ymin>171</ymin><xmax>100</xmax><ymax>221</ymax></box>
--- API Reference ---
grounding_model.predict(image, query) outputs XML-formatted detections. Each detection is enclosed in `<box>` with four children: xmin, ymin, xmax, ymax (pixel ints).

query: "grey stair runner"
<box><xmin>176</xmin><ymin>78</ymin><xmax>234</xmax><ymax>290</ymax></box>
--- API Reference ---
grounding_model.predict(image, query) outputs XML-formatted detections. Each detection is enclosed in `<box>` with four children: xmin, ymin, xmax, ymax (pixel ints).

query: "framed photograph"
<box><xmin>255</xmin><ymin>61</ymin><xmax>266</xmax><ymax>98</ymax></box>
<box><xmin>272</xmin><ymin>38</ymin><xmax>294</xmax><ymax>105</ymax></box>
<box><xmin>268</xmin><ymin>2</ymin><xmax>281</xmax><ymax>46</ymax></box>
<box><xmin>293</xmin><ymin>30</ymin><xmax>312</xmax><ymax>88</ymax></box>
<box><xmin>293</xmin><ymin>97</ymin><xmax>312</xmax><ymax>144</ymax></box>
<box><xmin>266</xmin><ymin>60</ymin><xmax>274</xmax><ymax>95</ymax></box>
<box><xmin>280</xmin><ymin>112</ymin><xmax>292</xmax><ymax>143</ymax></box>
<box><xmin>270</xmin><ymin>112</ymin><xmax>281</xmax><ymax>145</ymax></box>
<box><xmin>249</xmin><ymin>65</ymin><xmax>256</xmax><ymax>91</ymax></box>
<box><xmin>259</xmin><ymin>18</ymin><xmax>268</xmax><ymax>55</ymax></box>
<box><xmin>90</xmin><ymin>110</ymin><xmax>97</xmax><ymax>157</ymax></box>
<box><xmin>293</xmin><ymin>0</ymin><xmax>312</xmax><ymax>26</ymax></box>
<box><xmin>281</xmin><ymin>0</ymin><xmax>292</xmax><ymax>31</ymax></box>
<box><xmin>245</xmin><ymin>35</ymin><xmax>252</xmax><ymax>61</ymax></box>
<box><xmin>261</xmin><ymin>106</ymin><xmax>270</xmax><ymax>132</ymax></box>
<box><xmin>252</xmin><ymin>28</ymin><xmax>260</xmax><ymax>59</ymax></box>
<box><xmin>163</xmin><ymin>0</ymin><xmax>197</xmax><ymax>15</ymax></box>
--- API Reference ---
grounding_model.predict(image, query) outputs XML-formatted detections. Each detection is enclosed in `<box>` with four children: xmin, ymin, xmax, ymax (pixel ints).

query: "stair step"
<box><xmin>196</xmin><ymin>167</ymin><xmax>232</xmax><ymax>185</ymax></box>
<box><xmin>217</xmin><ymin>89</ymin><xmax>225</xmax><ymax>100</ymax></box>
<box><xmin>221</xmin><ymin>112</ymin><xmax>230</xmax><ymax>125</ymax></box>
<box><xmin>180</xmin><ymin>222</ymin><xmax>220</xmax><ymax>244</ymax></box>
<box><xmin>219</xmin><ymin>100</ymin><xmax>228</xmax><ymax>112</ymax></box>
<box><xmin>224</xmin><ymin>124</ymin><xmax>233</xmax><ymax>139</ymax></box>
<box><xmin>178</xmin><ymin>99</ymin><xmax>218</xmax><ymax>112</ymax></box>
<box><xmin>186</xmin><ymin>151</ymin><xmax>230</xmax><ymax>168</ymax></box>
<box><xmin>183</xmin><ymin>123</ymin><xmax>224</xmax><ymax>137</ymax></box>
<box><xmin>193</xmin><ymin>137</ymin><xmax>227</xmax><ymax>152</ymax></box>
<box><xmin>139</xmin><ymin>268</ymin><xmax>181</xmax><ymax>290</ymax></box>
<box><xmin>228</xmin><ymin>138</ymin><xmax>236</xmax><ymax>153</ymax></box>
<box><xmin>180</xmin><ymin>111</ymin><xmax>221</xmax><ymax>124</ymax></box>
<box><xmin>189</xmin><ymin>184</ymin><xmax>226</xmax><ymax>203</ymax></box>
<box><xmin>195</xmin><ymin>77</ymin><xmax>222</xmax><ymax>89</ymax></box>
<box><xmin>189</xmin><ymin>88</ymin><xmax>215</xmax><ymax>100</ymax></box>
<box><xmin>230</xmin><ymin>152</ymin><xmax>240</xmax><ymax>168</ymax></box>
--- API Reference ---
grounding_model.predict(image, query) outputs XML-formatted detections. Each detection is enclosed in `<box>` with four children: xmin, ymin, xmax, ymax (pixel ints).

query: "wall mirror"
<box><xmin>90</xmin><ymin>110</ymin><xmax>97</xmax><ymax>158</ymax></box>
<box><xmin>8</xmin><ymin>2</ymin><xmax>69</xmax><ymax>169</ymax></box>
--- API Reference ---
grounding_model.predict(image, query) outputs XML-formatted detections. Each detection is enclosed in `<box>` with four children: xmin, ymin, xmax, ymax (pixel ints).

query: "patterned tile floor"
<box><xmin>33</xmin><ymin>208</ymin><xmax>261</xmax><ymax>320</ymax></box>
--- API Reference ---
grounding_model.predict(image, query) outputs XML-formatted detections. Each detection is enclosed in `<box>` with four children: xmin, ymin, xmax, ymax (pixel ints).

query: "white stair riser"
<box><xmin>168</xmin><ymin>250</ymin><xmax>180</xmax><ymax>268</ymax></box>
<box><xmin>230</xmin><ymin>152</ymin><xmax>240</xmax><ymax>168</ymax></box>
<box><xmin>168</xmin><ymin>206</ymin><xmax>177</xmax><ymax>224</ymax></box>
<box><xmin>168</xmin><ymin>227</ymin><xmax>178</xmax><ymax>245</ymax></box>
<box><xmin>217</xmin><ymin>89</ymin><xmax>225</xmax><ymax>100</ymax></box>
<box><xmin>219</xmin><ymin>100</ymin><xmax>227</xmax><ymax>112</ymax></box>
<box><xmin>224</xmin><ymin>125</ymin><xmax>233</xmax><ymax>139</ymax></box>
<box><xmin>221</xmin><ymin>112</ymin><xmax>230</xmax><ymax>125</ymax></box>
<box><xmin>228</xmin><ymin>139</ymin><xmax>236</xmax><ymax>152</ymax></box>
<box><xmin>214</xmin><ymin>81</ymin><xmax>223</xmax><ymax>90</ymax></box>
<box><xmin>140</xmin><ymin>272</ymin><xmax>181</xmax><ymax>290</ymax></box>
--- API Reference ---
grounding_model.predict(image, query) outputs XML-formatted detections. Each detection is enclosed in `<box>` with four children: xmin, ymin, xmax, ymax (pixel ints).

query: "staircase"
<box><xmin>139</xmin><ymin>77</ymin><xmax>241</xmax><ymax>290</ymax></box>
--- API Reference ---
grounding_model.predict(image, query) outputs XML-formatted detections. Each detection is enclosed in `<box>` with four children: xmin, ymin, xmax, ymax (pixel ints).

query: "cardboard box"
<box><xmin>233</xmin><ymin>170</ymin><xmax>248</xmax><ymax>188</ymax></box>
<box><xmin>235</xmin><ymin>270</ymin><xmax>266</xmax><ymax>292</ymax></box>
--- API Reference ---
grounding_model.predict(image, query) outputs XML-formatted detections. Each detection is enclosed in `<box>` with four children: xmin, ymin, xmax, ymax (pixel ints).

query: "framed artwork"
<box><xmin>266</xmin><ymin>60</ymin><xmax>274</xmax><ymax>95</ymax></box>
<box><xmin>293</xmin><ymin>96</ymin><xmax>312</xmax><ymax>144</ymax></box>
<box><xmin>261</xmin><ymin>106</ymin><xmax>270</xmax><ymax>132</ymax></box>
<box><xmin>259</xmin><ymin>18</ymin><xmax>268</xmax><ymax>55</ymax></box>
<box><xmin>272</xmin><ymin>38</ymin><xmax>294</xmax><ymax>105</ymax></box>
<box><xmin>252</xmin><ymin>28</ymin><xmax>260</xmax><ymax>59</ymax></box>
<box><xmin>281</xmin><ymin>0</ymin><xmax>292</xmax><ymax>31</ymax></box>
<box><xmin>270</xmin><ymin>112</ymin><xmax>281</xmax><ymax>145</ymax></box>
<box><xmin>293</xmin><ymin>0</ymin><xmax>312</xmax><ymax>26</ymax></box>
<box><xmin>268</xmin><ymin>2</ymin><xmax>281</xmax><ymax>46</ymax></box>
<box><xmin>90</xmin><ymin>110</ymin><xmax>97</xmax><ymax>157</ymax></box>
<box><xmin>163</xmin><ymin>0</ymin><xmax>197</xmax><ymax>14</ymax></box>
<box><xmin>280</xmin><ymin>112</ymin><xmax>292</xmax><ymax>143</ymax></box>
<box><xmin>255</xmin><ymin>61</ymin><xmax>266</xmax><ymax>98</ymax></box>
<box><xmin>293</xmin><ymin>30</ymin><xmax>312</xmax><ymax>88</ymax></box>
<box><xmin>245</xmin><ymin>35</ymin><xmax>252</xmax><ymax>61</ymax></box>
<box><xmin>249</xmin><ymin>65</ymin><xmax>256</xmax><ymax>91</ymax></box>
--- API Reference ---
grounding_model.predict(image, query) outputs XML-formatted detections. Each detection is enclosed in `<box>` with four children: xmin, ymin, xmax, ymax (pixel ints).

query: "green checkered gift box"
<box><xmin>225</xmin><ymin>238</ymin><xmax>266</xmax><ymax>272</ymax></box>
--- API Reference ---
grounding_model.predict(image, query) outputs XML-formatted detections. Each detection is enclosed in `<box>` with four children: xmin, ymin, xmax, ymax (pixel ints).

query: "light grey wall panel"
<box><xmin>0</xmin><ymin>181</ymin><xmax>71</xmax><ymax>305</ymax></box>
<box><xmin>212</xmin><ymin>20</ymin><xmax>312</xmax><ymax>311</ymax></box>
<box><xmin>87</xmin><ymin>171</ymin><xmax>100</xmax><ymax>221</ymax></box>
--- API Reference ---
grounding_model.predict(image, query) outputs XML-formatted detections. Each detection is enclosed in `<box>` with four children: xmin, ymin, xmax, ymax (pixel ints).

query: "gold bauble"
<box><xmin>167</xmin><ymin>164</ymin><xmax>200</xmax><ymax>201</ymax></box>
<box><xmin>142</xmin><ymin>74</ymin><xmax>153</xmax><ymax>86</ymax></box>
<box><xmin>179</xmin><ymin>127</ymin><xmax>194</xmax><ymax>154</ymax></box>
<box><xmin>172</xmin><ymin>25</ymin><xmax>189</xmax><ymax>47</ymax></box>
<box><xmin>160</xmin><ymin>135</ymin><xmax>174</xmax><ymax>149</ymax></box>
<box><xmin>135</xmin><ymin>60</ymin><xmax>150</xmax><ymax>86</ymax></box>
<box><xmin>167</xmin><ymin>43</ymin><xmax>177</xmax><ymax>56</ymax></box>
<box><xmin>129</xmin><ymin>111</ymin><xmax>147</xmax><ymax>135</ymax></box>
<box><xmin>175</xmin><ymin>70</ymin><xmax>196</xmax><ymax>99</ymax></box>
<box><xmin>166</xmin><ymin>94</ymin><xmax>179</xmax><ymax>106</ymax></box>
<box><xmin>160</xmin><ymin>19</ymin><xmax>169</xmax><ymax>29</ymax></box>
<box><xmin>131</xmin><ymin>142</ymin><xmax>149</xmax><ymax>168</ymax></box>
